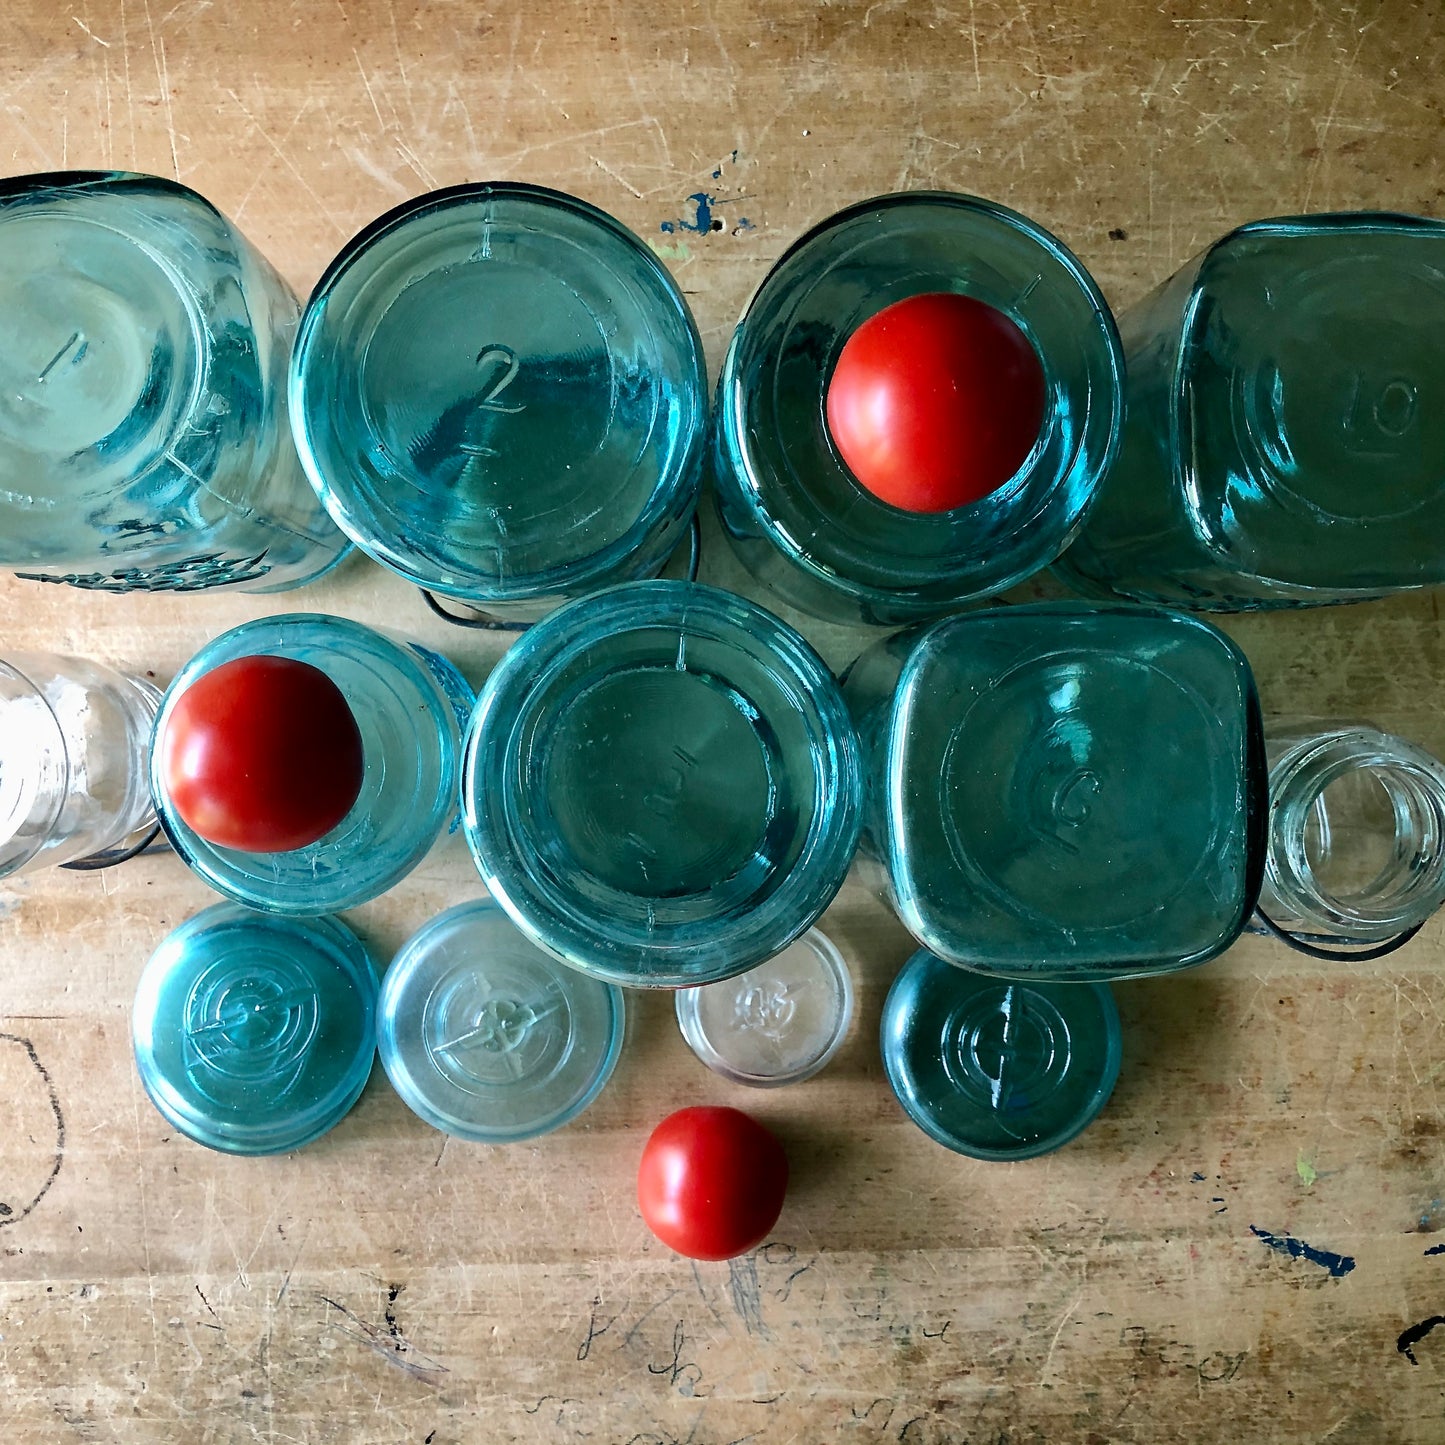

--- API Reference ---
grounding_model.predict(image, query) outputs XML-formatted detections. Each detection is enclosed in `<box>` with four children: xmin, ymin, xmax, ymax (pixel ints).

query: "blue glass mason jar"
<box><xmin>1057</xmin><ymin>212</ymin><xmax>1445</xmax><ymax>609</ymax></box>
<box><xmin>1260</xmin><ymin>723</ymin><xmax>1445</xmax><ymax>947</ymax></box>
<box><xmin>150</xmin><ymin>613</ymin><xmax>472</xmax><ymax>914</ymax></box>
<box><xmin>290</xmin><ymin>183</ymin><xmax>707</xmax><ymax>619</ymax></box>
<box><xmin>0</xmin><ymin>172</ymin><xmax>348</xmax><ymax>593</ymax></box>
<box><xmin>713</xmin><ymin>191</ymin><xmax>1124</xmax><ymax>624</ymax></box>
<box><xmin>463</xmin><ymin>580</ymin><xmax>863</xmax><ymax>987</ymax></box>
<box><xmin>843</xmin><ymin>602</ymin><xmax>1267</xmax><ymax>979</ymax></box>
<box><xmin>133</xmin><ymin>903</ymin><xmax>380</xmax><ymax>1154</ymax></box>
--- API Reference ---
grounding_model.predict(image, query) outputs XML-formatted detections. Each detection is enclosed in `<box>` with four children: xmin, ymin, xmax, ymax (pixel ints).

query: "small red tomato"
<box><xmin>159</xmin><ymin>655</ymin><xmax>364</xmax><ymax>853</ymax></box>
<box><xmin>825</xmin><ymin>291</ymin><xmax>1047</xmax><ymax>513</ymax></box>
<box><xmin>636</xmin><ymin>1105</ymin><xmax>789</xmax><ymax>1261</ymax></box>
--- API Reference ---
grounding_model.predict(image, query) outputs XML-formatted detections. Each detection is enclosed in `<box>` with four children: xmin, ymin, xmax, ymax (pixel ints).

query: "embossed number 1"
<box><xmin>459</xmin><ymin>344</ymin><xmax>524</xmax><ymax>459</ymax></box>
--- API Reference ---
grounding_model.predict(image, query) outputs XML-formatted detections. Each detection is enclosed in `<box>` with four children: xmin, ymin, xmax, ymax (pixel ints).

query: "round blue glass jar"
<box><xmin>714</xmin><ymin>191</ymin><xmax>1124</xmax><ymax>624</ymax></box>
<box><xmin>378</xmin><ymin>901</ymin><xmax>625</xmax><ymax>1143</ymax></box>
<box><xmin>881</xmin><ymin>950</ymin><xmax>1122</xmax><ymax>1160</ymax></box>
<box><xmin>289</xmin><ymin>182</ymin><xmax>707</xmax><ymax>614</ymax></box>
<box><xmin>463</xmin><ymin>580</ymin><xmax>864</xmax><ymax>987</ymax></box>
<box><xmin>133</xmin><ymin>903</ymin><xmax>380</xmax><ymax>1154</ymax></box>
<box><xmin>150</xmin><ymin>613</ymin><xmax>472</xmax><ymax>915</ymax></box>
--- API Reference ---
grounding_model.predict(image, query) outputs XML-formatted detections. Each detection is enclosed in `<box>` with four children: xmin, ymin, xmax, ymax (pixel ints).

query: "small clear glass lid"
<box><xmin>880</xmin><ymin>950</ymin><xmax>1121</xmax><ymax>1160</ymax></box>
<box><xmin>675</xmin><ymin>929</ymin><xmax>853</xmax><ymax>1086</ymax></box>
<box><xmin>132</xmin><ymin>903</ymin><xmax>380</xmax><ymax>1155</ymax></box>
<box><xmin>377</xmin><ymin>901</ymin><xmax>625</xmax><ymax>1143</ymax></box>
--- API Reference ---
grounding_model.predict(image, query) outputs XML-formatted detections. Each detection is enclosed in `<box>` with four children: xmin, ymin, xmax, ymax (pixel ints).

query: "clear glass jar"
<box><xmin>1057</xmin><ymin>212</ymin><xmax>1445</xmax><ymax>609</ymax></box>
<box><xmin>290</xmin><ymin>183</ymin><xmax>707</xmax><ymax>617</ymax></box>
<box><xmin>713</xmin><ymin>191</ymin><xmax>1124</xmax><ymax>624</ymax></box>
<box><xmin>462</xmin><ymin>580</ymin><xmax>863</xmax><ymax>987</ymax></box>
<box><xmin>150</xmin><ymin>613</ymin><xmax>472</xmax><ymax>915</ymax></box>
<box><xmin>0</xmin><ymin>171</ymin><xmax>348</xmax><ymax>592</ymax></box>
<box><xmin>1261</xmin><ymin>724</ymin><xmax>1445</xmax><ymax>945</ymax></box>
<box><xmin>0</xmin><ymin>651</ymin><xmax>160</xmax><ymax>877</ymax></box>
<box><xmin>674</xmin><ymin>928</ymin><xmax>854</xmax><ymax>1087</ymax></box>
<box><xmin>843</xmin><ymin>602</ymin><xmax>1267</xmax><ymax>979</ymax></box>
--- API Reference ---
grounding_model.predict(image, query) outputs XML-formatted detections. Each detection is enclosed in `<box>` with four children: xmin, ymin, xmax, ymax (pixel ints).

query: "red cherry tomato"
<box><xmin>637</xmin><ymin>1106</ymin><xmax>789</xmax><ymax>1261</ymax></box>
<box><xmin>825</xmin><ymin>291</ymin><xmax>1047</xmax><ymax>513</ymax></box>
<box><xmin>159</xmin><ymin>655</ymin><xmax>365</xmax><ymax>853</ymax></box>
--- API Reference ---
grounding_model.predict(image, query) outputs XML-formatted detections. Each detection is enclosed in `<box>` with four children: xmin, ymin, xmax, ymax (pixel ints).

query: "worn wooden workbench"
<box><xmin>3</xmin><ymin>2</ymin><xmax>1444</xmax><ymax>1440</ymax></box>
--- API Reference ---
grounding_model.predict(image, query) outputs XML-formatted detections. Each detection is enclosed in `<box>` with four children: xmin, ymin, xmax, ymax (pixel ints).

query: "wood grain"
<box><xmin>3</xmin><ymin>2</ymin><xmax>1445</xmax><ymax>1441</ymax></box>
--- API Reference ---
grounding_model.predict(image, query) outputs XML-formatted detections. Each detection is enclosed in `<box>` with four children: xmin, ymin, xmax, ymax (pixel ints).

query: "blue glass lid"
<box><xmin>377</xmin><ymin>901</ymin><xmax>625</xmax><ymax>1143</ymax></box>
<box><xmin>132</xmin><ymin>903</ymin><xmax>380</xmax><ymax>1155</ymax></box>
<box><xmin>880</xmin><ymin>949</ymin><xmax>1121</xmax><ymax>1160</ymax></box>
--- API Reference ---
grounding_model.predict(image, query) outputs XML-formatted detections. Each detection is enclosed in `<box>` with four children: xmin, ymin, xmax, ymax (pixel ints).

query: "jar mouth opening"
<box><xmin>1266</xmin><ymin>729</ymin><xmax>1445</xmax><ymax>937</ymax></box>
<box><xmin>149</xmin><ymin>614</ymin><xmax>464</xmax><ymax>915</ymax></box>
<box><xmin>716</xmin><ymin>190</ymin><xmax>1124</xmax><ymax>605</ymax></box>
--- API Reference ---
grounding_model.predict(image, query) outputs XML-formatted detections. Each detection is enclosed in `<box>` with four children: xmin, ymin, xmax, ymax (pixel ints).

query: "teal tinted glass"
<box><xmin>0</xmin><ymin>171</ymin><xmax>347</xmax><ymax>593</ymax></box>
<box><xmin>151</xmin><ymin>613</ymin><xmax>472</xmax><ymax>916</ymax></box>
<box><xmin>881</xmin><ymin>950</ymin><xmax>1121</xmax><ymax>1160</ymax></box>
<box><xmin>133</xmin><ymin>904</ymin><xmax>379</xmax><ymax>1155</ymax></box>
<box><xmin>463</xmin><ymin>580</ymin><xmax>863</xmax><ymax>988</ymax></box>
<box><xmin>713</xmin><ymin>191</ymin><xmax>1123</xmax><ymax>624</ymax></box>
<box><xmin>1059</xmin><ymin>212</ymin><xmax>1445</xmax><ymax>609</ymax></box>
<box><xmin>290</xmin><ymin>183</ymin><xmax>706</xmax><ymax>609</ymax></box>
<box><xmin>378</xmin><ymin>901</ymin><xmax>624</xmax><ymax>1143</ymax></box>
<box><xmin>845</xmin><ymin>603</ymin><xmax>1266</xmax><ymax>979</ymax></box>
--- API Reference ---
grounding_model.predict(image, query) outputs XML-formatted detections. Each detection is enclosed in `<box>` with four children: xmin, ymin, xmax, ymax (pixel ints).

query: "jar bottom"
<box><xmin>543</xmin><ymin>665</ymin><xmax>779</xmax><ymax>899</ymax></box>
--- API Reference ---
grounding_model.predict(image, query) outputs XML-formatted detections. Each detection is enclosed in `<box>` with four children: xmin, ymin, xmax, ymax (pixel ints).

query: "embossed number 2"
<box><xmin>460</xmin><ymin>344</ymin><xmax>524</xmax><ymax>459</ymax></box>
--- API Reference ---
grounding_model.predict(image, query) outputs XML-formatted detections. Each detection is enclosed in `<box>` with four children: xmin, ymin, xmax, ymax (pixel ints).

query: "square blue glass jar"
<box><xmin>1058</xmin><ymin>212</ymin><xmax>1445</xmax><ymax>609</ymax></box>
<box><xmin>844</xmin><ymin>602</ymin><xmax>1267</xmax><ymax>979</ymax></box>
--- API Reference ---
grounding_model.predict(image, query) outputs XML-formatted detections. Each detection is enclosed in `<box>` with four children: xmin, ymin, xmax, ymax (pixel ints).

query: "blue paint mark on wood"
<box><xmin>1249</xmin><ymin>1224</ymin><xmax>1356</xmax><ymax>1277</ymax></box>
<box><xmin>1398</xmin><ymin>1316</ymin><xmax>1445</xmax><ymax>1364</ymax></box>
<box><xmin>1424</xmin><ymin>1242</ymin><xmax>1445</xmax><ymax>1256</ymax></box>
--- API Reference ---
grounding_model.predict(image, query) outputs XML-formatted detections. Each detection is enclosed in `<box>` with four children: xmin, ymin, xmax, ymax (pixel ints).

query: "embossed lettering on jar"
<box><xmin>1058</xmin><ymin>212</ymin><xmax>1445</xmax><ymax>609</ymax></box>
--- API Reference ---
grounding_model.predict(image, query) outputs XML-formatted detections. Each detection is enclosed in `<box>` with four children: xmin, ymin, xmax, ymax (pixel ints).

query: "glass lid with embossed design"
<box><xmin>131</xmin><ymin>903</ymin><xmax>381</xmax><ymax>1155</ymax></box>
<box><xmin>377</xmin><ymin>901</ymin><xmax>625</xmax><ymax>1144</ymax></box>
<box><xmin>881</xmin><ymin>949</ymin><xmax>1122</xmax><ymax>1160</ymax></box>
<box><xmin>675</xmin><ymin>928</ymin><xmax>853</xmax><ymax>1087</ymax></box>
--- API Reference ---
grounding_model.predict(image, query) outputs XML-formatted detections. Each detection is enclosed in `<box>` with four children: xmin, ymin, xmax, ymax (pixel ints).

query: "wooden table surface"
<box><xmin>3</xmin><ymin>2</ymin><xmax>1445</xmax><ymax>1441</ymax></box>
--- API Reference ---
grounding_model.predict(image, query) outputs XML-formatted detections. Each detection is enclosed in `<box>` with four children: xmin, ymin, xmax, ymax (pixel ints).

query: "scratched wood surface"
<box><xmin>2</xmin><ymin>1</ymin><xmax>1444</xmax><ymax>1441</ymax></box>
